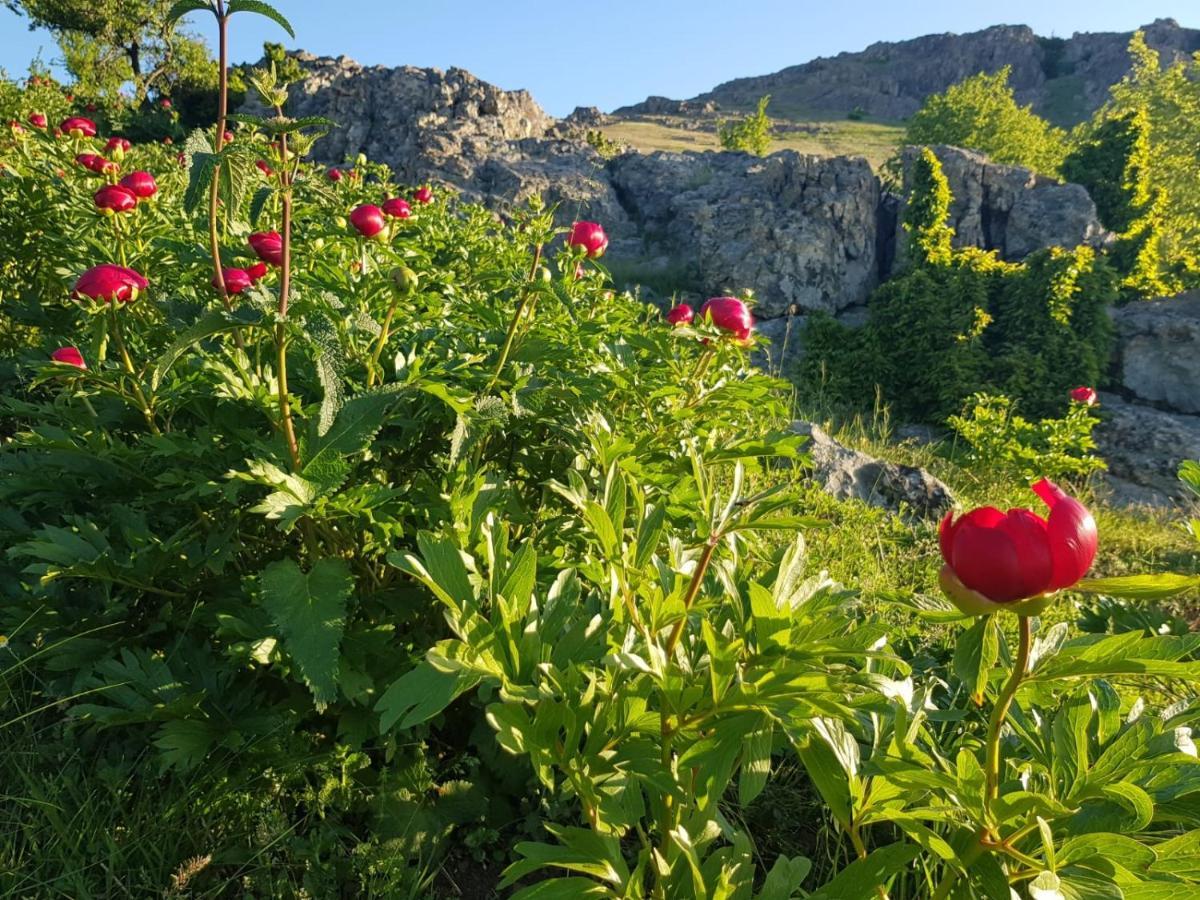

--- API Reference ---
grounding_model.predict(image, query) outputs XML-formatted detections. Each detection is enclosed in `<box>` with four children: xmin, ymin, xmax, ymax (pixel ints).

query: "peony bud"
<box><xmin>248</xmin><ymin>232</ymin><xmax>284</xmax><ymax>266</ymax></box>
<box><xmin>382</xmin><ymin>197</ymin><xmax>412</xmax><ymax>219</ymax></box>
<box><xmin>349</xmin><ymin>204</ymin><xmax>387</xmax><ymax>239</ymax></box>
<box><xmin>51</xmin><ymin>346</ymin><xmax>86</xmax><ymax>369</ymax></box>
<box><xmin>73</xmin><ymin>264</ymin><xmax>148</xmax><ymax>303</ymax></box>
<box><xmin>1069</xmin><ymin>386</ymin><xmax>1098</xmax><ymax>407</ymax></box>
<box><xmin>94</xmin><ymin>184</ymin><xmax>138</xmax><ymax>214</ymax></box>
<box><xmin>567</xmin><ymin>221</ymin><xmax>608</xmax><ymax>258</ymax></box>
<box><xmin>666</xmin><ymin>303</ymin><xmax>694</xmax><ymax>326</ymax></box>
<box><xmin>119</xmin><ymin>171</ymin><xmax>157</xmax><ymax>198</ymax></box>
<box><xmin>28</xmin><ymin>112</ymin><xmax>47</xmax><ymax>129</ymax></box>
<box><xmin>327</xmin><ymin>167</ymin><xmax>343</xmax><ymax>182</ymax></box>
<box><xmin>413</xmin><ymin>185</ymin><xmax>434</xmax><ymax>204</ymax></box>
<box><xmin>390</xmin><ymin>266</ymin><xmax>419</xmax><ymax>295</ymax></box>
<box><xmin>214</xmin><ymin>268</ymin><xmax>253</xmax><ymax>295</ymax></box>
<box><xmin>105</xmin><ymin>136</ymin><xmax>131</xmax><ymax>160</ymax></box>
<box><xmin>699</xmin><ymin>297</ymin><xmax>753</xmax><ymax>343</ymax></box>
<box><xmin>256</xmin><ymin>159</ymin><xmax>273</xmax><ymax>177</ymax></box>
<box><xmin>60</xmin><ymin>116</ymin><xmax>97</xmax><ymax>138</ymax></box>
<box><xmin>247</xmin><ymin>261</ymin><xmax>268</xmax><ymax>282</ymax></box>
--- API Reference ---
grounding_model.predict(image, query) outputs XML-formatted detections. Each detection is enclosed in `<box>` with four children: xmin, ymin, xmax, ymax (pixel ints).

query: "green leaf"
<box><xmin>152</xmin><ymin>309</ymin><xmax>262</xmax><ymax>389</ymax></box>
<box><xmin>1100</xmin><ymin>781</ymin><xmax>1154</xmax><ymax>831</ymax></box>
<box><xmin>1074</xmin><ymin>573</ymin><xmax>1200</xmax><ymax>600</ymax></box>
<box><xmin>809</xmin><ymin>843</ymin><xmax>920</xmax><ymax>900</ymax></box>
<box><xmin>1029</xmin><ymin>871</ymin><xmax>1063</xmax><ymax>900</ymax></box>
<box><xmin>757</xmin><ymin>855</ymin><xmax>812</xmax><ymax>900</ymax></box>
<box><xmin>226</xmin><ymin>0</ymin><xmax>295</xmax><ymax>36</ymax></box>
<box><xmin>739</xmin><ymin>721</ymin><xmax>773</xmax><ymax>806</ymax></box>
<box><xmin>301</xmin><ymin>387</ymin><xmax>404</xmax><ymax>480</ymax></box>
<box><xmin>633</xmin><ymin>504</ymin><xmax>666</xmax><ymax>569</ymax></box>
<box><xmin>260</xmin><ymin>558</ymin><xmax>354</xmax><ymax>709</ymax></box>
<box><xmin>165</xmin><ymin>0</ymin><xmax>212</xmax><ymax>26</ymax></box>
<box><xmin>249</xmin><ymin>185</ymin><xmax>273</xmax><ymax>227</ymax></box>
<box><xmin>1148</xmin><ymin>829</ymin><xmax>1200</xmax><ymax>880</ymax></box>
<box><xmin>500</xmin><ymin>834</ymin><xmax>625</xmax><ymax>887</ymax></box>
<box><xmin>183</xmin><ymin>151</ymin><xmax>218</xmax><ymax>214</ymax></box>
<box><xmin>509</xmin><ymin>878</ymin><xmax>614</xmax><ymax>900</ymax></box>
<box><xmin>375</xmin><ymin>661</ymin><xmax>477</xmax><ymax>732</ymax></box>
<box><xmin>953</xmin><ymin>617</ymin><xmax>998</xmax><ymax>704</ymax></box>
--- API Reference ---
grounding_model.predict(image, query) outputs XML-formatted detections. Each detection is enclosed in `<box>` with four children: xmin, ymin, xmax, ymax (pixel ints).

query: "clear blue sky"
<box><xmin>0</xmin><ymin>1</ymin><xmax>1195</xmax><ymax>116</ymax></box>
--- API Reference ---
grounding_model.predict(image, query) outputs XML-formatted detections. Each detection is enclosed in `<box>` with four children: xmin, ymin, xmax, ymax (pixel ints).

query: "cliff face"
<box><xmin>630</xmin><ymin>18</ymin><xmax>1200</xmax><ymax>124</ymax></box>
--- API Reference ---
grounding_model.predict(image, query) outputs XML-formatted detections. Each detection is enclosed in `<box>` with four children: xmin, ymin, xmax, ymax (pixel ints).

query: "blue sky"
<box><xmin>1</xmin><ymin>1</ymin><xmax>1195</xmax><ymax>116</ymax></box>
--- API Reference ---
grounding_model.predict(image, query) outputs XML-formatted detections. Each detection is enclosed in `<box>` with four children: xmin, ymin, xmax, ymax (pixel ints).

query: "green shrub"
<box><xmin>901</xmin><ymin>66</ymin><xmax>1068</xmax><ymax>174</ymax></box>
<box><xmin>948</xmin><ymin>392</ymin><xmax>1105</xmax><ymax>483</ymax></box>
<box><xmin>800</xmin><ymin>153</ymin><xmax>1116</xmax><ymax>423</ymax></box>
<box><xmin>718</xmin><ymin>93</ymin><xmax>773</xmax><ymax>156</ymax></box>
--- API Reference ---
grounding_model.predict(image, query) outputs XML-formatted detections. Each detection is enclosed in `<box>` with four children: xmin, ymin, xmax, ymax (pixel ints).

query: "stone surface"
<box><xmin>1094</xmin><ymin>393</ymin><xmax>1200</xmax><ymax>504</ymax></box>
<box><xmin>896</xmin><ymin>146</ymin><xmax>1109</xmax><ymax>265</ymax></box>
<box><xmin>791</xmin><ymin>421</ymin><xmax>955</xmax><ymax>518</ymax></box>
<box><xmin>1112</xmin><ymin>291</ymin><xmax>1200</xmax><ymax>416</ymax></box>
<box><xmin>641</xmin><ymin>19</ymin><xmax>1200</xmax><ymax>125</ymax></box>
<box><xmin>608</xmin><ymin>150</ymin><xmax>881</xmax><ymax>317</ymax></box>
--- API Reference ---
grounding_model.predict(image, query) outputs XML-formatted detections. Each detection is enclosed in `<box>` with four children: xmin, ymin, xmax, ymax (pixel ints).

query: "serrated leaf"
<box><xmin>249</xmin><ymin>185</ymin><xmax>273</xmax><ymax>226</ymax></box>
<box><xmin>152</xmin><ymin>308</ymin><xmax>263</xmax><ymax>388</ymax></box>
<box><xmin>301</xmin><ymin>386</ymin><xmax>404</xmax><ymax>482</ymax></box>
<box><xmin>184</xmin><ymin>151</ymin><xmax>218</xmax><ymax>214</ymax></box>
<box><xmin>953</xmin><ymin>617</ymin><xmax>998</xmax><ymax>704</ymax></box>
<box><xmin>260</xmin><ymin>558</ymin><xmax>353</xmax><ymax>709</ymax></box>
<box><xmin>226</xmin><ymin>0</ymin><xmax>295</xmax><ymax>36</ymax></box>
<box><xmin>165</xmin><ymin>0</ymin><xmax>212</xmax><ymax>25</ymax></box>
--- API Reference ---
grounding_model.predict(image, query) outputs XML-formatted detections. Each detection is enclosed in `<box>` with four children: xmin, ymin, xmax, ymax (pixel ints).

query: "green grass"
<box><xmin>601</xmin><ymin>117</ymin><xmax>906</xmax><ymax>170</ymax></box>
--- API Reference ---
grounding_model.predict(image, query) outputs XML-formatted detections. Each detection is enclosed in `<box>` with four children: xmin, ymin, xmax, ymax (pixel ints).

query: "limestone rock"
<box><xmin>1112</xmin><ymin>291</ymin><xmax>1200</xmax><ymax>415</ymax></box>
<box><xmin>666</xmin><ymin>20</ymin><xmax>1200</xmax><ymax>125</ymax></box>
<box><xmin>1094</xmin><ymin>393</ymin><xmax>1200</xmax><ymax>504</ymax></box>
<box><xmin>791</xmin><ymin>421</ymin><xmax>955</xmax><ymax>518</ymax></box>
<box><xmin>896</xmin><ymin>146</ymin><xmax>1109</xmax><ymax>265</ymax></box>
<box><xmin>608</xmin><ymin>150</ymin><xmax>881</xmax><ymax>317</ymax></box>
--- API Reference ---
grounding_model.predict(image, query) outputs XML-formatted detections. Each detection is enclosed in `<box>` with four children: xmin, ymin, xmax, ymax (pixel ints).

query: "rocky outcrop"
<box><xmin>608</xmin><ymin>151</ymin><xmax>881</xmax><ymax>317</ymax></box>
<box><xmin>896</xmin><ymin>146</ymin><xmax>1109</xmax><ymax>265</ymax></box>
<box><xmin>1095</xmin><ymin>394</ymin><xmax>1200</xmax><ymax>506</ymax></box>
<box><xmin>612</xmin><ymin>96</ymin><xmax>719</xmax><ymax>117</ymax></box>
<box><xmin>791</xmin><ymin>421</ymin><xmax>955</xmax><ymax>518</ymax></box>
<box><xmin>1112</xmin><ymin>291</ymin><xmax>1200</xmax><ymax>416</ymax></box>
<box><xmin>643</xmin><ymin>19</ymin><xmax>1200</xmax><ymax>125</ymax></box>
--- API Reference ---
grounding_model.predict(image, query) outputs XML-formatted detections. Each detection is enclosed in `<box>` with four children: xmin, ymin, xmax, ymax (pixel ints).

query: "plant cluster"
<box><xmin>2</xmin><ymin>7</ymin><xmax>1199</xmax><ymax>898</ymax></box>
<box><xmin>718</xmin><ymin>95</ymin><xmax>773</xmax><ymax>157</ymax></box>
<box><xmin>800</xmin><ymin>150</ymin><xmax>1115</xmax><ymax>424</ymax></box>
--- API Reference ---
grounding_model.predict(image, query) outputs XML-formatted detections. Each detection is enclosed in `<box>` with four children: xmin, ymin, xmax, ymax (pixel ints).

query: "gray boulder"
<box><xmin>608</xmin><ymin>150</ymin><xmax>881</xmax><ymax>317</ymax></box>
<box><xmin>791</xmin><ymin>421</ymin><xmax>955</xmax><ymax>518</ymax></box>
<box><xmin>1094</xmin><ymin>393</ymin><xmax>1200</xmax><ymax>504</ymax></box>
<box><xmin>1112</xmin><ymin>291</ymin><xmax>1200</xmax><ymax>416</ymax></box>
<box><xmin>896</xmin><ymin>146</ymin><xmax>1109</xmax><ymax>266</ymax></box>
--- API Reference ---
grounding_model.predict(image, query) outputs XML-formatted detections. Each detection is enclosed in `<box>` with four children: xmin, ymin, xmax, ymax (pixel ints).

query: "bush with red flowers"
<box><xmin>1</xmin><ymin>10</ymin><xmax>1197</xmax><ymax>900</ymax></box>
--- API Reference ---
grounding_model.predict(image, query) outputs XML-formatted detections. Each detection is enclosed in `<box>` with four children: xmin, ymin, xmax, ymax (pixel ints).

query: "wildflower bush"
<box><xmin>2</xmin><ymin>5</ymin><xmax>1200</xmax><ymax>897</ymax></box>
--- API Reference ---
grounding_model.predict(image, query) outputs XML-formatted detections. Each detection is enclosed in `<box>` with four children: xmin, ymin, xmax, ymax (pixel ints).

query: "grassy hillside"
<box><xmin>601</xmin><ymin>116</ymin><xmax>906</xmax><ymax>169</ymax></box>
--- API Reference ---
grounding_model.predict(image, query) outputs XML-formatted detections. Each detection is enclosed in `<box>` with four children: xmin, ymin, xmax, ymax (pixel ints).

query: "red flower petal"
<box><xmin>1031</xmin><ymin>479</ymin><xmax>1098</xmax><ymax>591</ymax></box>
<box><xmin>996</xmin><ymin>508</ymin><xmax>1053</xmax><ymax>600</ymax></box>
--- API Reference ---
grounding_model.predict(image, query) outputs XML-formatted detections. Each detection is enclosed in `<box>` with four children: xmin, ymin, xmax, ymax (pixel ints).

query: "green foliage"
<box><xmin>718</xmin><ymin>93</ymin><xmax>773</xmax><ymax>156</ymax></box>
<box><xmin>3</xmin><ymin>0</ymin><xmax>217</xmax><ymax>102</ymax></box>
<box><xmin>948</xmin><ymin>393</ymin><xmax>1106</xmax><ymax>483</ymax></box>
<box><xmin>584</xmin><ymin>128</ymin><xmax>624</xmax><ymax>159</ymax></box>
<box><xmin>801</xmin><ymin>153</ymin><xmax>1116</xmax><ymax>423</ymax></box>
<box><xmin>902</xmin><ymin>66</ymin><xmax>1068</xmax><ymax>174</ymax></box>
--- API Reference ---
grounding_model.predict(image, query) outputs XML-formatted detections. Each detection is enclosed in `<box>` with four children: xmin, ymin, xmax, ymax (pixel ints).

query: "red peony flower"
<box><xmin>327</xmin><ymin>167</ymin><xmax>343</xmax><ymax>182</ymax></box>
<box><xmin>214</xmin><ymin>268</ymin><xmax>253</xmax><ymax>294</ymax></box>
<box><xmin>222</xmin><ymin>130</ymin><xmax>234</xmax><ymax>145</ymax></box>
<box><xmin>939</xmin><ymin>479</ymin><xmax>1098</xmax><ymax>611</ymax></box>
<box><xmin>105</xmin><ymin>136</ymin><xmax>131</xmax><ymax>156</ymax></box>
<box><xmin>160</xmin><ymin>98</ymin><xmax>172</xmax><ymax>109</ymax></box>
<box><xmin>349</xmin><ymin>204</ymin><xmax>387</xmax><ymax>238</ymax></box>
<box><xmin>699</xmin><ymin>297</ymin><xmax>753</xmax><ymax>343</ymax></box>
<box><xmin>75</xmin><ymin>152</ymin><xmax>110</xmax><ymax>173</ymax></box>
<box><xmin>51</xmin><ymin>346</ymin><xmax>86</xmax><ymax>369</ymax></box>
<box><xmin>28</xmin><ymin>112</ymin><xmax>47</xmax><ymax>128</ymax></box>
<box><xmin>60</xmin><ymin>116</ymin><xmax>97</xmax><ymax>137</ymax></box>
<box><xmin>94</xmin><ymin>184</ymin><xmax>139</xmax><ymax>213</ymax></box>
<box><xmin>382</xmin><ymin>197</ymin><xmax>412</xmax><ymax>219</ymax></box>
<box><xmin>248</xmin><ymin>231</ymin><xmax>284</xmax><ymax>266</ymax></box>
<box><xmin>247</xmin><ymin>261</ymin><xmax>268</xmax><ymax>282</ymax></box>
<box><xmin>256</xmin><ymin>159</ymin><xmax>273</xmax><ymax>177</ymax></box>
<box><xmin>666</xmin><ymin>303</ymin><xmax>695</xmax><ymax>326</ymax></box>
<box><xmin>119</xmin><ymin>171</ymin><xmax>158</xmax><ymax>198</ymax></box>
<box><xmin>567</xmin><ymin>221</ymin><xmax>608</xmax><ymax>258</ymax></box>
<box><xmin>1069</xmin><ymin>386</ymin><xmax>1098</xmax><ymax>407</ymax></box>
<box><xmin>73</xmin><ymin>264</ymin><xmax>148</xmax><ymax>303</ymax></box>
<box><xmin>413</xmin><ymin>185</ymin><xmax>434</xmax><ymax>204</ymax></box>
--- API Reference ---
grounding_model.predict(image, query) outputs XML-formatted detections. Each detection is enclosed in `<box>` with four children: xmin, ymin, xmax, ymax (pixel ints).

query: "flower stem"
<box><xmin>664</xmin><ymin>535</ymin><xmax>719</xmax><ymax>658</ymax></box>
<box><xmin>485</xmin><ymin>244</ymin><xmax>542</xmax><ymax>391</ymax></box>
<box><xmin>275</xmin><ymin>129</ymin><xmax>301</xmax><ymax>472</ymax></box>
<box><xmin>108</xmin><ymin>306</ymin><xmax>159</xmax><ymax>435</ymax></box>
<box><xmin>366</xmin><ymin>290</ymin><xmax>400</xmax><ymax>388</ymax></box>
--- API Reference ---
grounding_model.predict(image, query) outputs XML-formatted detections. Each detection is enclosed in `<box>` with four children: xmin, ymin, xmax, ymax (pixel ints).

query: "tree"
<box><xmin>903</xmin><ymin>147</ymin><xmax>954</xmax><ymax>267</ymax></box>
<box><xmin>718</xmin><ymin>94</ymin><xmax>772</xmax><ymax>156</ymax></box>
<box><xmin>3</xmin><ymin>0</ymin><xmax>216</xmax><ymax>100</ymax></box>
<box><xmin>903</xmin><ymin>67</ymin><xmax>1068</xmax><ymax>174</ymax></box>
